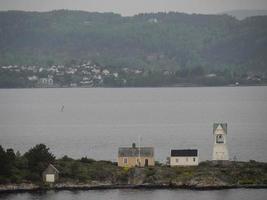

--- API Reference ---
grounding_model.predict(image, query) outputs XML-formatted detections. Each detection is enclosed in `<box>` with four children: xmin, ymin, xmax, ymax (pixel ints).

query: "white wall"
<box><xmin>213</xmin><ymin>125</ymin><xmax>229</xmax><ymax>160</ymax></box>
<box><xmin>170</xmin><ymin>156</ymin><xmax>199</xmax><ymax>166</ymax></box>
<box><xmin>45</xmin><ymin>174</ymin><xmax>55</xmax><ymax>182</ymax></box>
<box><xmin>212</xmin><ymin>144</ymin><xmax>229</xmax><ymax>160</ymax></box>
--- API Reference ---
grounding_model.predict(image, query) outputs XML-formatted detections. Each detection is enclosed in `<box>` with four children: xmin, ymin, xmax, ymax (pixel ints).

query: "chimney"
<box><xmin>132</xmin><ymin>143</ymin><xmax>136</xmax><ymax>148</ymax></box>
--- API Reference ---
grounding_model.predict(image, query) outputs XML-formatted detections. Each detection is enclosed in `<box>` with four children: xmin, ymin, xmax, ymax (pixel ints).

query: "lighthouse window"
<box><xmin>216</xmin><ymin>135</ymin><xmax>224</xmax><ymax>143</ymax></box>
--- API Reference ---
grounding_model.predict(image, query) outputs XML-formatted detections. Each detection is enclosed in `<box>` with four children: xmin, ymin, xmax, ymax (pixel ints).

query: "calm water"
<box><xmin>0</xmin><ymin>87</ymin><xmax>267</xmax><ymax>162</ymax></box>
<box><xmin>1</xmin><ymin>189</ymin><xmax>267</xmax><ymax>200</ymax></box>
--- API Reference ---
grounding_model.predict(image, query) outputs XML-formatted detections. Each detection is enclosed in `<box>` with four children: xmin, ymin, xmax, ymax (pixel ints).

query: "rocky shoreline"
<box><xmin>1</xmin><ymin>152</ymin><xmax>267</xmax><ymax>194</ymax></box>
<box><xmin>1</xmin><ymin>182</ymin><xmax>267</xmax><ymax>193</ymax></box>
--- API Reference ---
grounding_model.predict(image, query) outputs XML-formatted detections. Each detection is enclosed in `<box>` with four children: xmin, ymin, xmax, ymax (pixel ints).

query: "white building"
<box><xmin>113</xmin><ymin>72</ymin><xmax>119</xmax><ymax>78</ymax></box>
<box><xmin>27</xmin><ymin>75</ymin><xmax>38</xmax><ymax>81</ymax></box>
<box><xmin>91</xmin><ymin>68</ymin><xmax>101</xmax><ymax>74</ymax></box>
<box><xmin>42</xmin><ymin>164</ymin><xmax>59</xmax><ymax>183</ymax></box>
<box><xmin>170</xmin><ymin>149</ymin><xmax>199</xmax><ymax>166</ymax></box>
<box><xmin>212</xmin><ymin>123</ymin><xmax>229</xmax><ymax>160</ymax></box>
<box><xmin>102</xmin><ymin>69</ymin><xmax>110</xmax><ymax>76</ymax></box>
<box><xmin>39</xmin><ymin>77</ymin><xmax>53</xmax><ymax>87</ymax></box>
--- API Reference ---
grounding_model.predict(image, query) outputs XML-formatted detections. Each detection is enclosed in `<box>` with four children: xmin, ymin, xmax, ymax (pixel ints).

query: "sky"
<box><xmin>0</xmin><ymin>0</ymin><xmax>267</xmax><ymax>16</ymax></box>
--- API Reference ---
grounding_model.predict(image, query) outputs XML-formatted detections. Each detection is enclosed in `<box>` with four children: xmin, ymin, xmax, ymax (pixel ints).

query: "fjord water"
<box><xmin>1</xmin><ymin>189</ymin><xmax>267</xmax><ymax>200</ymax></box>
<box><xmin>0</xmin><ymin>87</ymin><xmax>267</xmax><ymax>162</ymax></box>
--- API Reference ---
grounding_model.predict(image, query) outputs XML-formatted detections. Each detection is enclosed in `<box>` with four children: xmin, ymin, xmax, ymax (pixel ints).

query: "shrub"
<box><xmin>239</xmin><ymin>178</ymin><xmax>255</xmax><ymax>185</ymax></box>
<box><xmin>123</xmin><ymin>166</ymin><xmax>130</xmax><ymax>172</ymax></box>
<box><xmin>116</xmin><ymin>171</ymin><xmax>129</xmax><ymax>183</ymax></box>
<box><xmin>26</xmin><ymin>172</ymin><xmax>41</xmax><ymax>182</ymax></box>
<box><xmin>71</xmin><ymin>162</ymin><xmax>89</xmax><ymax>182</ymax></box>
<box><xmin>145</xmin><ymin>167</ymin><xmax>156</xmax><ymax>177</ymax></box>
<box><xmin>61</xmin><ymin>155</ymin><xmax>73</xmax><ymax>162</ymax></box>
<box><xmin>80</xmin><ymin>157</ymin><xmax>95</xmax><ymax>164</ymax></box>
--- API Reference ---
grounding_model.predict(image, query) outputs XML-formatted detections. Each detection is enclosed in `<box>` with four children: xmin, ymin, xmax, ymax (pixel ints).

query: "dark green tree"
<box><xmin>6</xmin><ymin>148</ymin><xmax>16</xmax><ymax>162</ymax></box>
<box><xmin>24</xmin><ymin>144</ymin><xmax>55</xmax><ymax>175</ymax></box>
<box><xmin>0</xmin><ymin>145</ymin><xmax>8</xmax><ymax>176</ymax></box>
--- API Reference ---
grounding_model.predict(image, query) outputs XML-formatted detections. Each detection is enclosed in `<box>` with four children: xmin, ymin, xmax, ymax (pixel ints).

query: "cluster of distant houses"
<box><xmin>1</xmin><ymin>62</ymin><xmax>146</xmax><ymax>87</ymax></box>
<box><xmin>43</xmin><ymin>123</ymin><xmax>229</xmax><ymax>183</ymax></box>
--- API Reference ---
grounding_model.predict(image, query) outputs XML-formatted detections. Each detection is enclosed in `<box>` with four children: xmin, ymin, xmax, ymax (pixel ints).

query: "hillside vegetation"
<box><xmin>0</xmin><ymin>10</ymin><xmax>267</xmax><ymax>74</ymax></box>
<box><xmin>223</xmin><ymin>9</ymin><xmax>267</xmax><ymax>20</ymax></box>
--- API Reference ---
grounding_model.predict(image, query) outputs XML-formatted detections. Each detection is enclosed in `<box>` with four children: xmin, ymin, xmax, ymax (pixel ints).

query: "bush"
<box><xmin>249</xmin><ymin>160</ymin><xmax>257</xmax><ymax>164</ymax></box>
<box><xmin>71</xmin><ymin>162</ymin><xmax>89</xmax><ymax>182</ymax></box>
<box><xmin>182</xmin><ymin>171</ymin><xmax>193</xmax><ymax>178</ymax></box>
<box><xmin>155</xmin><ymin>161</ymin><xmax>162</xmax><ymax>166</ymax></box>
<box><xmin>61</xmin><ymin>155</ymin><xmax>73</xmax><ymax>162</ymax></box>
<box><xmin>239</xmin><ymin>178</ymin><xmax>255</xmax><ymax>185</ymax></box>
<box><xmin>80</xmin><ymin>157</ymin><xmax>95</xmax><ymax>164</ymax></box>
<box><xmin>263</xmin><ymin>179</ymin><xmax>267</xmax><ymax>184</ymax></box>
<box><xmin>26</xmin><ymin>172</ymin><xmax>41</xmax><ymax>182</ymax></box>
<box><xmin>116</xmin><ymin>171</ymin><xmax>129</xmax><ymax>183</ymax></box>
<box><xmin>145</xmin><ymin>167</ymin><xmax>156</xmax><ymax>177</ymax></box>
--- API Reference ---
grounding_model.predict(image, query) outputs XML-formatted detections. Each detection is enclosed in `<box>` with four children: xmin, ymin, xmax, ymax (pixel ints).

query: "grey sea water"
<box><xmin>1</xmin><ymin>188</ymin><xmax>267</xmax><ymax>200</ymax></box>
<box><xmin>0</xmin><ymin>87</ymin><xmax>267</xmax><ymax>162</ymax></box>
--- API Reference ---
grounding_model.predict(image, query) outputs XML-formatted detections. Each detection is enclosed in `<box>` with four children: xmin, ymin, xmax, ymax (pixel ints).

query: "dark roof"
<box><xmin>213</xmin><ymin>123</ymin><xmax>227</xmax><ymax>134</ymax></box>
<box><xmin>171</xmin><ymin>149</ymin><xmax>198</xmax><ymax>157</ymax></box>
<box><xmin>118</xmin><ymin>147</ymin><xmax>154</xmax><ymax>157</ymax></box>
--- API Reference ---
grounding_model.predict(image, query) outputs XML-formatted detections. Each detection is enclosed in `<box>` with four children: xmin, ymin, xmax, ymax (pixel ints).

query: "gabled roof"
<box><xmin>213</xmin><ymin>123</ymin><xmax>227</xmax><ymax>134</ymax></box>
<box><xmin>43</xmin><ymin>164</ymin><xmax>59</xmax><ymax>174</ymax></box>
<box><xmin>118</xmin><ymin>147</ymin><xmax>154</xmax><ymax>157</ymax></box>
<box><xmin>171</xmin><ymin>149</ymin><xmax>198</xmax><ymax>157</ymax></box>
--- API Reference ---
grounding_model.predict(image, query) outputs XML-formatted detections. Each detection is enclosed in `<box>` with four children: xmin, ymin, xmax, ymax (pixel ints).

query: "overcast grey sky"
<box><xmin>0</xmin><ymin>0</ymin><xmax>267</xmax><ymax>15</ymax></box>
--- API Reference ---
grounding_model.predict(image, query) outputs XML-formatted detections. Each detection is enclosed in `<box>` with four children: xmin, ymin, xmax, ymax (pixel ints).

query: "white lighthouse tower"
<box><xmin>212</xmin><ymin>123</ymin><xmax>229</xmax><ymax>160</ymax></box>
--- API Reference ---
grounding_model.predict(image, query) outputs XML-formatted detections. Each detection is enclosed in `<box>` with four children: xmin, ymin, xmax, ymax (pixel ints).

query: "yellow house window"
<box><xmin>176</xmin><ymin>158</ymin><xmax>179</xmax><ymax>163</ymax></box>
<box><xmin>193</xmin><ymin>157</ymin><xmax>196</xmax><ymax>162</ymax></box>
<box><xmin>123</xmin><ymin>158</ymin><xmax>128</xmax><ymax>164</ymax></box>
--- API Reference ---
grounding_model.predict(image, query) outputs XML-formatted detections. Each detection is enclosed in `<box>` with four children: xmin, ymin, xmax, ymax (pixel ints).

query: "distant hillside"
<box><xmin>0</xmin><ymin>10</ymin><xmax>267</xmax><ymax>73</ymax></box>
<box><xmin>223</xmin><ymin>9</ymin><xmax>267</xmax><ymax>20</ymax></box>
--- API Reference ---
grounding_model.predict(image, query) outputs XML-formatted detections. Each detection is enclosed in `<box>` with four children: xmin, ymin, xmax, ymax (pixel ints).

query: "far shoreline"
<box><xmin>0</xmin><ymin>83</ymin><xmax>267</xmax><ymax>90</ymax></box>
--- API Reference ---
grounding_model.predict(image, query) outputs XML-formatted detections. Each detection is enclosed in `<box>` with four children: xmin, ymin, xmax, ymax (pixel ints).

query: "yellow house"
<box><xmin>118</xmin><ymin>143</ymin><xmax>154</xmax><ymax>167</ymax></box>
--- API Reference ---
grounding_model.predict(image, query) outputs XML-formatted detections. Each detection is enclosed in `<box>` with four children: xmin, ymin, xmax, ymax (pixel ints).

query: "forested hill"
<box><xmin>0</xmin><ymin>10</ymin><xmax>267</xmax><ymax>73</ymax></box>
<box><xmin>222</xmin><ymin>10</ymin><xmax>267</xmax><ymax>20</ymax></box>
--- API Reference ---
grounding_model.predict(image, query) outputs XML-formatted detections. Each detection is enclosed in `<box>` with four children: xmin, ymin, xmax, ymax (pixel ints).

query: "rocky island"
<box><xmin>1</xmin><ymin>144</ymin><xmax>267</xmax><ymax>193</ymax></box>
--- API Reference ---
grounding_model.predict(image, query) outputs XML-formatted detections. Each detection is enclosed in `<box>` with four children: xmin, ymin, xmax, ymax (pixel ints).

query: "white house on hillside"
<box><xmin>38</xmin><ymin>77</ymin><xmax>53</xmax><ymax>87</ymax></box>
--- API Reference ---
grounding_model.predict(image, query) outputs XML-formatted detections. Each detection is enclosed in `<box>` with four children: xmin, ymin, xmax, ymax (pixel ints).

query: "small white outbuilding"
<box><xmin>170</xmin><ymin>149</ymin><xmax>199</xmax><ymax>166</ymax></box>
<box><xmin>42</xmin><ymin>164</ymin><xmax>59</xmax><ymax>183</ymax></box>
